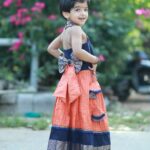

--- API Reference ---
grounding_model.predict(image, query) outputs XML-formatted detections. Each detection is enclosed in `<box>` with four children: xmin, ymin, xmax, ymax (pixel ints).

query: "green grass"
<box><xmin>0</xmin><ymin>110</ymin><xmax>150</xmax><ymax>131</ymax></box>
<box><xmin>108</xmin><ymin>110</ymin><xmax>150</xmax><ymax>131</ymax></box>
<box><xmin>0</xmin><ymin>117</ymin><xmax>28</xmax><ymax>128</ymax></box>
<box><xmin>0</xmin><ymin>116</ymin><xmax>51</xmax><ymax>130</ymax></box>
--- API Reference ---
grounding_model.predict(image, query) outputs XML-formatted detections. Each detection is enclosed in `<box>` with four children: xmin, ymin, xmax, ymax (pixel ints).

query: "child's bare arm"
<box><xmin>47</xmin><ymin>35</ymin><xmax>63</xmax><ymax>58</ymax></box>
<box><xmin>71</xmin><ymin>26</ymin><xmax>99</xmax><ymax>64</ymax></box>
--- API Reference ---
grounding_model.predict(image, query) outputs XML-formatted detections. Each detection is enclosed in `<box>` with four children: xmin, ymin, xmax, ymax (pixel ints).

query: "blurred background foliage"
<box><xmin>0</xmin><ymin>0</ymin><xmax>150</xmax><ymax>89</ymax></box>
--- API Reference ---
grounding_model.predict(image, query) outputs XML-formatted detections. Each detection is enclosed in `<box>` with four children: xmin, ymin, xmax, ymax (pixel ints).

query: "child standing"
<box><xmin>47</xmin><ymin>0</ymin><xmax>111</xmax><ymax>149</ymax></box>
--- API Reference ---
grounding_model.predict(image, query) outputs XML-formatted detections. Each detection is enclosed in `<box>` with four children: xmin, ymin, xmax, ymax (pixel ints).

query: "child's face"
<box><xmin>65</xmin><ymin>2</ymin><xmax>89</xmax><ymax>26</ymax></box>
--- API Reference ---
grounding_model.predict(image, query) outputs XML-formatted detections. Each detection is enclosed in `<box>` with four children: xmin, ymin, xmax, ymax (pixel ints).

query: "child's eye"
<box><xmin>75</xmin><ymin>9</ymin><xmax>80</xmax><ymax>12</ymax></box>
<box><xmin>84</xmin><ymin>8</ymin><xmax>88</xmax><ymax>12</ymax></box>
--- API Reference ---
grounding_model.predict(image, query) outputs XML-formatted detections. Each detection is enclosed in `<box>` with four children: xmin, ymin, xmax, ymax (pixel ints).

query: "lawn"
<box><xmin>0</xmin><ymin>109</ymin><xmax>150</xmax><ymax>131</ymax></box>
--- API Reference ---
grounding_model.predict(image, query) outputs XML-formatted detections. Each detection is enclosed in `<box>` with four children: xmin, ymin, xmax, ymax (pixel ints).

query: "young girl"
<box><xmin>47</xmin><ymin>0</ymin><xmax>111</xmax><ymax>149</ymax></box>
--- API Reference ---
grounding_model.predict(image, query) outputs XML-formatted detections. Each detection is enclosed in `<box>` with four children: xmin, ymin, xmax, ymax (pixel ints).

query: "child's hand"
<box><xmin>89</xmin><ymin>64</ymin><xmax>97</xmax><ymax>74</ymax></box>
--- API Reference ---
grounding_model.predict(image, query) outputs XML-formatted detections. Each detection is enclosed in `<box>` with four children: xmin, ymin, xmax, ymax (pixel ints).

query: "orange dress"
<box><xmin>47</xmin><ymin>40</ymin><xmax>111</xmax><ymax>150</ymax></box>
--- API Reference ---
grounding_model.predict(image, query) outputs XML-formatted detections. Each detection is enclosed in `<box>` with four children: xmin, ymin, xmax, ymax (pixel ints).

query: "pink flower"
<box><xmin>17</xmin><ymin>0</ymin><xmax>22</xmax><ymax>7</ymax></box>
<box><xmin>17</xmin><ymin>8</ymin><xmax>28</xmax><ymax>14</ymax></box>
<box><xmin>34</xmin><ymin>2</ymin><xmax>45</xmax><ymax>9</ymax></box>
<box><xmin>9</xmin><ymin>40</ymin><xmax>23</xmax><ymax>51</ymax></box>
<box><xmin>135</xmin><ymin>8</ymin><xmax>150</xmax><ymax>18</ymax></box>
<box><xmin>3</xmin><ymin>0</ymin><xmax>13</xmax><ymax>7</ymax></box>
<box><xmin>31</xmin><ymin>6</ymin><xmax>42</xmax><ymax>13</ymax></box>
<box><xmin>56</xmin><ymin>27</ymin><xmax>64</xmax><ymax>34</ymax></box>
<box><xmin>10</xmin><ymin>15</ymin><xmax>16</xmax><ymax>23</ymax></box>
<box><xmin>9</xmin><ymin>32</ymin><xmax>24</xmax><ymax>51</ymax></box>
<box><xmin>98</xmin><ymin>54</ymin><xmax>106</xmax><ymax>62</ymax></box>
<box><xmin>10</xmin><ymin>14</ymin><xmax>22</xmax><ymax>26</ymax></box>
<box><xmin>15</xmin><ymin>20</ymin><xmax>21</xmax><ymax>26</ymax></box>
<box><xmin>21</xmin><ymin>16</ymin><xmax>32</xmax><ymax>25</ymax></box>
<box><xmin>18</xmin><ymin>32</ymin><xmax>24</xmax><ymax>39</ymax></box>
<box><xmin>24</xmin><ymin>16</ymin><xmax>32</xmax><ymax>22</ymax></box>
<box><xmin>135</xmin><ymin>9</ymin><xmax>144</xmax><ymax>15</ymax></box>
<box><xmin>144</xmin><ymin>9</ymin><xmax>150</xmax><ymax>18</ymax></box>
<box><xmin>9</xmin><ymin>8</ymin><xmax>31</xmax><ymax>26</ymax></box>
<box><xmin>31</xmin><ymin>2</ymin><xmax>45</xmax><ymax>13</ymax></box>
<box><xmin>48</xmin><ymin>14</ymin><xmax>57</xmax><ymax>20</ymax></box>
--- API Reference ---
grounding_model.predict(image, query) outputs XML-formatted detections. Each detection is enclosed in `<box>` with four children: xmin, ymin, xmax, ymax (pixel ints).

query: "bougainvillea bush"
<box><xmin>0</xmin><ymin>0</ymin><xmax>64</xmax><ymax>86</ymax></box>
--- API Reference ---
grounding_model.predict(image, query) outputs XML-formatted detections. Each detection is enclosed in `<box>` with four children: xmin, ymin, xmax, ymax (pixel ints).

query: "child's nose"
<box><xmin>81</xmin><ymin>10</ymin><xmax>86</xmax><ymax>15</ymax></box>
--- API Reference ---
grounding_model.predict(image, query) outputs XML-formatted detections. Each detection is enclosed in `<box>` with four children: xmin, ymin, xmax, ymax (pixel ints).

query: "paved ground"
<box><xmin>0</xmin><ymin>91</ymin><xmax>150</xmax><ymax>150</ymax></box>
<box><xmin>122</xmin><ymin>91</ymin><xmax>150</xmax><ymax>111</ymax></box>
<box><xmin>0</xmin><ymin>128</ymin><xmax>150</xmax><ymax>150</ymax></box>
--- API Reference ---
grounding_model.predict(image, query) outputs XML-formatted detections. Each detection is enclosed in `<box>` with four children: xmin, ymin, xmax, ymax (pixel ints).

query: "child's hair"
<box><xmin>59</xmin><ymin>0</ymin><xmax>90</xmax><ymax>19</ymax></box>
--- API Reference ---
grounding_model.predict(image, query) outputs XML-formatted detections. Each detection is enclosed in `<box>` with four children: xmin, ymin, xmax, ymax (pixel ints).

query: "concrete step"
<box><xmin>0</xmin><ymin>92</ymin><xmax>55</xmax><ymax>115</ymax></box>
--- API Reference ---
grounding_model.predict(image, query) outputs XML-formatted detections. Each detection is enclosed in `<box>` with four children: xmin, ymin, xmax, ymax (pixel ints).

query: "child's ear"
<box><xmin>62</xmin><ymin>12</ymin><xmax>70</xmax><ymax>20</ymax></box>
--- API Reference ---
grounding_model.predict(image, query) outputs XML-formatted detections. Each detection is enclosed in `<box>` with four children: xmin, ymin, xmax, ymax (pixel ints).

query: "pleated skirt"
<box><xmin>47</xmin><ymin>70</ymin><xmax>111</xmax><ymax>150</ymax></box>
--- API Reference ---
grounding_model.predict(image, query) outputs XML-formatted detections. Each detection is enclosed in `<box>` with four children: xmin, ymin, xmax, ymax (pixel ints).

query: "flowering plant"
<box><xmin>135</xmin><ymin>7</ymin><xmax>150</xmax><ymax>52</ymax></box>
<box><xmin>0</xmin><ymin>0</ymin><xmax>64</xmax><ymax>85</ymax></box>
<box><xmin>135</xmin><ymin>8</ymin><xmax>150</xmax><ymax>18</ymax></box>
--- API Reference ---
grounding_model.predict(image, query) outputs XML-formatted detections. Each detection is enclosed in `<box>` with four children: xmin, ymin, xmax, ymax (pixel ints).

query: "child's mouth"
<box><xmin>79</xmin><ymin>18</ymin><xmax>86</xmax><ymax>21</ymax></box>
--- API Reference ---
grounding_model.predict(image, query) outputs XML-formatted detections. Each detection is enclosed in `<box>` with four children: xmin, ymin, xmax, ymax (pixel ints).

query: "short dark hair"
<box><xmin>59</xmin><ymin>0</ymin><xmax>90</xmax><ymax>19</ymax></box>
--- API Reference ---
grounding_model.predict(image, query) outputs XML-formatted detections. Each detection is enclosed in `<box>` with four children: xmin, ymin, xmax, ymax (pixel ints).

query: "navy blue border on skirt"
<box><xmin>50</xmin><ymin>126</ymin><xmax>111</xmax><ymax>147</ymax></box>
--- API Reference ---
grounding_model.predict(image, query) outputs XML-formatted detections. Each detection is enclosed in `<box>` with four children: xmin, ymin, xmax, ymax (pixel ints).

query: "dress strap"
<box><xmin>64</xmin><ymin>20</ymin><xmax>77</xmax><ymax>30</ymax></box>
